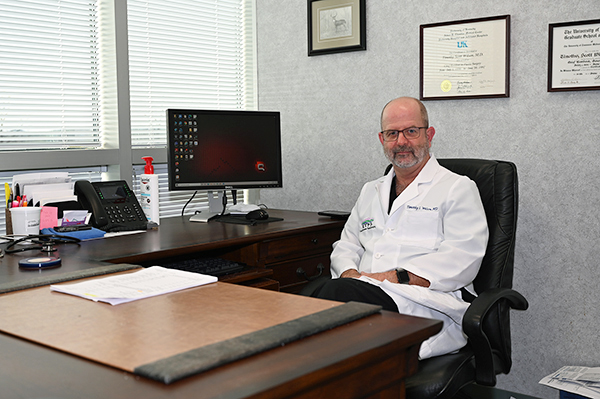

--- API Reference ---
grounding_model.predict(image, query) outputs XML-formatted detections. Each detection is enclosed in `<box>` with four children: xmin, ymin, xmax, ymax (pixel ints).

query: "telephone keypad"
<box><xmin>104</xmin><ymin>205</ymin><xmax>145</xmax><ymax>225</ymax></box>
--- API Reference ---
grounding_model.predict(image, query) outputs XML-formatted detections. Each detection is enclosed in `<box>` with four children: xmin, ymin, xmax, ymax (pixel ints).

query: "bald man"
<box><xmin>312</xmin><ymin>97</ymin><xmax>489</xmax><ymax>359</ymax></box>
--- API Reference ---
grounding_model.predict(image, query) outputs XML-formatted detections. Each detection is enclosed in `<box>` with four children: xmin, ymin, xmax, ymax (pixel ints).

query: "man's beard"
<box><xmin>384</xmin><ymin>142</ymin><xmax>429</xmax><ymax>169</ymax></box>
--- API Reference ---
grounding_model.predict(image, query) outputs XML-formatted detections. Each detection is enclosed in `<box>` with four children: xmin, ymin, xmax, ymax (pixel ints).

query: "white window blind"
<box><xmin>127</xmin><ymin>0</ymin><xmax>257</xmax><ymax>148</ymax></box>
<box><xmin>0</xmin><ymin>0</ymin><xmax>101</xmax><ymax>150</ymax></box>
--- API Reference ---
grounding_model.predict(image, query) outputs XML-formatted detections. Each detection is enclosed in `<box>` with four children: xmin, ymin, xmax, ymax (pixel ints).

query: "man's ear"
<box><xmin>378</xmin><ymin>131</ymin><xmax>385</xmax><ymax>145</ymax></box>
<box><xmin>426</xmin><ymin>127</ymin><xmax>436</xmax><ymax>146</ymax></box>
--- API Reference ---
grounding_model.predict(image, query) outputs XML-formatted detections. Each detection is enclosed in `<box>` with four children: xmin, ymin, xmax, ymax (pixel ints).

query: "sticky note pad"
<box><xmin>40</xmin><ymin>206</ymin><xmax>59</xmax><ymax>230</ymax></box>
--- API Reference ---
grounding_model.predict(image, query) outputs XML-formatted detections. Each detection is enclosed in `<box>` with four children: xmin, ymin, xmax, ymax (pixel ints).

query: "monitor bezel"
<box><xmin>166</xmin><ymin>108</ymin><xmax>283</xmax><ymax>192</ymax></box>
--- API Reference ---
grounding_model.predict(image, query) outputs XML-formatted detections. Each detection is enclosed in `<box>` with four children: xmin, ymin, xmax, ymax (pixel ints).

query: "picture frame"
<box><xmin>308</xmin><ymin>0</ymin><xmax>366</xmax><ymax>56</ymax></box>
<box><xmin>548</xmin><ymin>19</ymin><xmax>600</xmax><ymax>92</ymax></box>
<box><xmin>420</xmin><ymin>15</ymin><xmax>510</xmax><ymax>100</ymax></box>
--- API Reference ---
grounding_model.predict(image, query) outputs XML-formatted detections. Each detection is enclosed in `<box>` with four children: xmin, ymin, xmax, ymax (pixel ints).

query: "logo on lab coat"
<box><xmin>360</xmin><ymin>218</ymin><xmax>375</xmax><ymax>232</ymax></box>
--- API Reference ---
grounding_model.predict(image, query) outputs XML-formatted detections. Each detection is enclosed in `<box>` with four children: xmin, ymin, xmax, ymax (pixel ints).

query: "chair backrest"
<box><xmin>437</xmin><ymin>159</ymin><xmax>518</xmax><ymax>295</ymax></box>
<box><xmin>437</xmin><ymin>158</ymin><xmax>519</xmax><ymax>376</ymax></box>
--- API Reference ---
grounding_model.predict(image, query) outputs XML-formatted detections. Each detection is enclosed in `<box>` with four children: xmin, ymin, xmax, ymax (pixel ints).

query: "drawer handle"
<box><xmin>296</xmin><ymin>263</ymin><xmax>325</xmax><ymax>281</ymax></box>
<box><xmin>311</xmin><ymin>238</ymin><xmax>318</xmax><ymax>245</ymax></box>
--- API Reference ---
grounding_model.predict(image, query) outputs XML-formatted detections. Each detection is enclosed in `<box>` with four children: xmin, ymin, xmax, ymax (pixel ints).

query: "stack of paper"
<box><xmin>50</xmin><ymin>266</ymin><xmax>218</xmax><ymax>305</ymax></box>
<box><xmin>540</xmin><ymin>366</ymin><xmax>600</xmax><ymax>398</ymax></box>
<box><xmin>13</xmin><ymin>172</ymin><xmax>74</xmax><ymax>207</ymax></box>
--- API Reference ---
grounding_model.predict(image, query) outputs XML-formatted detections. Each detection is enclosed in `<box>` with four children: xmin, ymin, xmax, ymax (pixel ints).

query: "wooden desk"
<box><xmin>0</xmin><ymin>289</ymin><xmax>441</xmax><ymax>399</ymax></box>
<box><xmin>0</xmin><ymin>209</ymin><xmax>443</xmax><ymax>398</ymax></box>
<box><xmin>0</xmin><ymin>209</ymin><xmax>345</xmax><ymax>293</ymax></box>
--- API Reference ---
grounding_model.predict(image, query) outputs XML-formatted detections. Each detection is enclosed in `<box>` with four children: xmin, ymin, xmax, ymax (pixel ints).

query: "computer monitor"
<box><xmin>166</xmin><ymin>109</ymin><xmax>283</xmax><ymax>218</ymax></box>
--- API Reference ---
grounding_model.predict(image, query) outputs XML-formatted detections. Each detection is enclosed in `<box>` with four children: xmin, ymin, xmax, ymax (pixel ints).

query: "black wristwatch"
<box><xmin>396</xmin><ymin>268</ymin><xmax>410</xmax><ymax>284</ymax></box>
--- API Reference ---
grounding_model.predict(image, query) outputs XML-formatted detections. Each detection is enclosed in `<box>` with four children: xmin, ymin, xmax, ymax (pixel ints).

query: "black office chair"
<box><xmin>398</xmin><ymin>158</ymin><xmax>529</xmax><ymax>399</ymax></box>
<box><xmin>302</xmin><ymin>158</ymin><xmax>528</xmax><ymax>398</ymax></box>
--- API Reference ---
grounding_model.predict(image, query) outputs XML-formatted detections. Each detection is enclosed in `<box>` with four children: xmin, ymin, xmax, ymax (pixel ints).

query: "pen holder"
<box><xmin>5</xmin><ymin>208</ymin><xmax>13</xmax><ymax>235</ymax></box>
<box><xmin>10</xmin><ymin>207</ymin><xmax>41</xmax><ymax>236</ymax></box>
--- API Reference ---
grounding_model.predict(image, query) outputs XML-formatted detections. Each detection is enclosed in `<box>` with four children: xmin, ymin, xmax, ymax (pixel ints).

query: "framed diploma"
<box><xmin>420</xmin><ymin>15</ymin><xmax>510</xmax><ymax>100</ymax></box>
<box><xmin>548</xmin><ymin>19</ymin><xmax>600</xmax><ymax>92</ymax></box>
<box><xmin>308</xmin><ymin>0</ymin><xmax>366</xmax><ymax>56</ymax></box>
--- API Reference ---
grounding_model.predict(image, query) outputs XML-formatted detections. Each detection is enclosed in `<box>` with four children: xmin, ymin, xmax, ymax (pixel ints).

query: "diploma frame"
<box><xmin>420</xmin><ymin>15</ymin><xmax>510</xmax><ymax>100</ymax></box>
<box><xmin>548</xmin><ymin>19</ymin><xmax>600</xmax><ymax>92</ymax></box>
<box><xmin>308</xmin><ymin>0</ymin><xmax>366</xmax><ymax>56</ymax></box>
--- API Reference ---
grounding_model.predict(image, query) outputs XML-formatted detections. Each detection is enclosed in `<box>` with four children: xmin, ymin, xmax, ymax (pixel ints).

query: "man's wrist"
<box><xmin>341</xmin><ymin>269</ymin><xmax>360</xmax><ymax>278</ymax></box>
<box><xmin>395</xmin><ymin>268</ymin><xmax>410</xmax><ymax>284</ymax></box>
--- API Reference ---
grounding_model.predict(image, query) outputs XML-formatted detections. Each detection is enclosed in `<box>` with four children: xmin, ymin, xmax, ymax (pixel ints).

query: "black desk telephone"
<box><xmin>74</xmin><ymin>180</ymin><xmax>148</xmax><ymax>232</ymax></box>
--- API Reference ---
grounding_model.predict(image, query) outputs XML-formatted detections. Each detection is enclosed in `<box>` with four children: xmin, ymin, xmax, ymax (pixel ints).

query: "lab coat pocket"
<box><xmin>399</xmin><ymin>209</ymin><xmax>440</xmax><ymax>249</ymax></box>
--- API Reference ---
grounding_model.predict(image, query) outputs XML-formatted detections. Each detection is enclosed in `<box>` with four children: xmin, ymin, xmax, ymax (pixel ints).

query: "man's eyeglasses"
<box><xmin>380</xmin><ymin>127</ymin><xmax>427</xmax><ymax>142</ymax></box>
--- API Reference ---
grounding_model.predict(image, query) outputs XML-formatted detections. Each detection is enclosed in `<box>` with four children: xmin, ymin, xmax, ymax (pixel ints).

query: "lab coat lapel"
<box><xmin>388</xmin><ymin>156</ymin><xmax>440</xmax><ymax>215</ymax></box>
<box><xmin>375</xmin><ymin>171</ymin><xmax>394</xmax><ymax>219</ymax></box>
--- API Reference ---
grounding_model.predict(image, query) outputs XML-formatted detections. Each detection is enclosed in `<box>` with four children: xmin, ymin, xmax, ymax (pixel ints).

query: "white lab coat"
<box><xmin>330</xmin><ymin>155</ymin><xmax>489</xmax><ymax>359</ymax></box>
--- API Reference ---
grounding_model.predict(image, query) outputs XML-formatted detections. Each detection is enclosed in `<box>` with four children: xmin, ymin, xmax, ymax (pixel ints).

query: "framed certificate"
<box><xmin>308</xmin><ymin>0</ymin><xmax>366</xmax><ymax>56</ymax></box>
<box><xmin>420</xmin><ymin>15</ymin><xmax>510</xmax><ymax>100</ymax></box>
<box><xmin>548</xmin><ymin>19</ymin><xmax>600</xmax><ymax>92</ymax></box>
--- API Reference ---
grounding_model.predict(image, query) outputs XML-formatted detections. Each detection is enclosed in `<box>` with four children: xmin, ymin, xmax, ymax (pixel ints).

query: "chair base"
<box><xmin>406</xmin><ymin>347</ymin><xmax>475</xmax><ymax>399</ymax></box>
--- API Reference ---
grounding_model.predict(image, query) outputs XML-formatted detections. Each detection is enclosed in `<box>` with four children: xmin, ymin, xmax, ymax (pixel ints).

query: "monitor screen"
<box><xmin>166</xmin><ymin>109</ymin><xmax>283</xmax><ymax>191</ymax></box>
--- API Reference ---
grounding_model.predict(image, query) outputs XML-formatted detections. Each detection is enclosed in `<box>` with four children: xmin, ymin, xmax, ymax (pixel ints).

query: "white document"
<box><xmin>540</xmin><ymin>366</ymin><xmax>600</xmax><ymax>398</ymax></box>
<box><xmin>24</xmin><ymin>182</ymin><xmax>74</xmax><ymax>205</ymax></box>
<box><xmin>13</xmin><ymin>172</ymin><xmax>72</xmax><ymax>200</ymax></box>
<box><xmin>39</xmin><ymin>195</ymin><xmax>78</xmax><ymax>207</ymax></box>
<box><xmin>12</xmin><ymin>172</ymin><xmax>71</xmax><ymax>187</ymax></box>
<box><xmin>50</xmin><ymin>266</ymin><xmax>218</xmax><ymax>305</ymax></box>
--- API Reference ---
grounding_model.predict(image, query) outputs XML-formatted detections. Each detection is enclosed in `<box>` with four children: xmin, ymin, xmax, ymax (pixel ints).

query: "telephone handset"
<box><xmin>74</xmin><ymin>180</ymin><xmax>148</xmax><ymax>232</ymax></box>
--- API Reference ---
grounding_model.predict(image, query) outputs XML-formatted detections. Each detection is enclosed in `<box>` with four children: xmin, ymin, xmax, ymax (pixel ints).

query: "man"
<box><xmin>312</xmin><ymin>97</ymin><xmax>489</xmax><ymax>359</ymax></box>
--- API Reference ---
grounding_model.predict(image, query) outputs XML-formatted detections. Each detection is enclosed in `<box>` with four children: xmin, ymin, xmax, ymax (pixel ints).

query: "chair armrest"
<box><xmin>462</xmin><ymin>288</ymin><xmax>529</xmax><ymax>385</ymax></box>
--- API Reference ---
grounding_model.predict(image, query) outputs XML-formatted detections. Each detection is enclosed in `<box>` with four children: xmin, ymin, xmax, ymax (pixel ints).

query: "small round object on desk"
<box><xmin>18</xmin><ymin>257</ymin><xmax>62</xmax><ymax>269</ymax></box>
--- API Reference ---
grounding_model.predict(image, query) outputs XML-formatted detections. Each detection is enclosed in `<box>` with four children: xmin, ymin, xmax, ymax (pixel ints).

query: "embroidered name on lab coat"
<box><xmin>407</xmin><ymin>205</ymin><xmax>439</xmax><ymax>211</ymax></box>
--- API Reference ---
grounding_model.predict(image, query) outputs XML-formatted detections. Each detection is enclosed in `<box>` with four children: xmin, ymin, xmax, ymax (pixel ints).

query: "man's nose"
<box><xmin>395</xmin><ymin>131</ymin><xmax>410</xmax><ymax>145</ymax></box>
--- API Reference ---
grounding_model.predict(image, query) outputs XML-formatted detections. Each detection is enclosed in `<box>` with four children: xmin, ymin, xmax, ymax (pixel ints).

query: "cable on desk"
<box><xmin>182</xmin><ymin>191</ymin><xmax>198</xmax><ymax>217</ymax></box>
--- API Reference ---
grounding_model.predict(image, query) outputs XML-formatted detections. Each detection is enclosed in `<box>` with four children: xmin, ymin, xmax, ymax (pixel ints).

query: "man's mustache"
<box><xmin>392</xmin><ymin>145</ymin><xmax>414</xmax><ymax>154</ymax></box>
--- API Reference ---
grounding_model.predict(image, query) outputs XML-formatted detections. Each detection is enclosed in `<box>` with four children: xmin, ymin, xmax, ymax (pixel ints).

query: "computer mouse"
<box><xmin>246</xmin><ymin>209</ymin><xmax>269</xmax><ymax>220</ymax></box>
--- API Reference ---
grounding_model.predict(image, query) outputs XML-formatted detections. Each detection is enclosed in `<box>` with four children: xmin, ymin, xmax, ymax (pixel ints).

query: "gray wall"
<box><xmin>256</xmin><ymin>1</ymin><xmax>600</xmax><ymax>398</ymax></box>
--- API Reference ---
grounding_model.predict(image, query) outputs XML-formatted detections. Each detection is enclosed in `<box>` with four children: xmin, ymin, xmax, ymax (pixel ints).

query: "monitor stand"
<box><xmin>189</xmin><ymin>190</ymin><xmax>224</xmax><ymax>223</ymax></box>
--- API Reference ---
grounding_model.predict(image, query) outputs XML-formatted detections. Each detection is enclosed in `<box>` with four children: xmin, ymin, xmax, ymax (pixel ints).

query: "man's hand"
<box><xmin>340</xmin><ymin>269</ymin><xmax>362</xmax><ymax>278</ymax></box>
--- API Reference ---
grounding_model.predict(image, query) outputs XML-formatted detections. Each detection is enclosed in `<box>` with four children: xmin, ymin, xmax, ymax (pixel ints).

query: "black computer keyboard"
<box><xmin>161</xmin><ymin>257</ymin><xmax>245</xmax><ymax>277</ymax></box>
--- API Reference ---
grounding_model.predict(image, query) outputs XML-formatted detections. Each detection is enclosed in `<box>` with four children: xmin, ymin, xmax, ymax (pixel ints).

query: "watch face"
<box><xmin>396</xmin><ymin>269</ymin><xmax>410</xmax><ymax>284</ymax></box>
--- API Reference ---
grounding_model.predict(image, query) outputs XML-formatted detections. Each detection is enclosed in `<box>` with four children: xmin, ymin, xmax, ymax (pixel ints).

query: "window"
<box><xmin>127</xmin><ymin>0</ymin><xmax>257</xmax><ymax>148</ymax></box>
<box><xmin>0</xmin><ymin>1</ymin><xmax>101</xmax><ymax>150</ymax></box>
<box><xmin>0</xmin><ymin>0</ymin><xmax>257</xmax><ymax>234</ymax></box>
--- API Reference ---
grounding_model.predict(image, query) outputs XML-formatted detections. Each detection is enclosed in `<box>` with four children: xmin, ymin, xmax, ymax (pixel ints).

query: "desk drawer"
<box><xmin>259</xmin><ymin>229</ymin><xmax>340</xmax><ymax>263</ymax></box>
<box><xmin>271</xmin><ymin>254</ymin><xmax>331</xmax><ymax>293</ymax></box>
